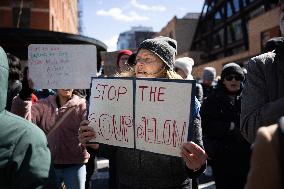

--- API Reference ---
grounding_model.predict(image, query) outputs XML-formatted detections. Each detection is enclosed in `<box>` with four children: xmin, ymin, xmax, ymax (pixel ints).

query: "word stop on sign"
<box><xmin>93</xmin><ymin>84</ymin><xmax>128</xmax><ymax>101</ymax></box>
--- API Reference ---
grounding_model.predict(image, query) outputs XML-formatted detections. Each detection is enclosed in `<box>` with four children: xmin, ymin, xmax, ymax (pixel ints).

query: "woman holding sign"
<box><xmin>12</xmin><ymin>80</ymin><xmax>90</xmax><ymax>189</ymax></box>
<box><xmin>79</xmin><ymin>36</ymin><xmax>207</xmax><ymax>189</ymax></box>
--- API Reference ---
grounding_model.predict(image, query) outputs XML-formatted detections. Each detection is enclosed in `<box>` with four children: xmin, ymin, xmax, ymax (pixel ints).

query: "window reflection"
<box><xmin>213</xmin><ymin>29</ymin><xmax>224</xmax><ymax>49</ymax></box>
<box><xmin>233</xmin><ymin>19</ymin><xmax>243</xmax><ymax>41</ymax></box>
<box><xmin>227</xmin><ymin>19</ymin><xmax>243</xmax><ymax>44</ymax></box>
<box><xmin>233</xmin><ymin>0</ymin><xmax>240</xmax><ymax>13</ymax></box>
<box><xmin>214</xmin><ymin>11</ymin><xmax>222</xmax><ymax>25</ymax></box>
<box><xmin>227</xmin><ymin>1</ymin><xmax>233</xmax><ymax>17</ymax></box>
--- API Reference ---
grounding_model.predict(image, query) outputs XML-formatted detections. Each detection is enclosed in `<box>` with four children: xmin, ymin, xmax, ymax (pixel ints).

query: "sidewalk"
<box><xmin>90</xmin><ymin>158</ymin><xmax>109</xmax><ymax>189</ymax></box>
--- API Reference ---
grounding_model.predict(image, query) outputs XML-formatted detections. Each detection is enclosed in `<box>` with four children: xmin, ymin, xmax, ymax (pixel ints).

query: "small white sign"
<box><xmin>28</xmin><ymin>44</ymin><xmax>97</xmax><ymax>89</ymax></box>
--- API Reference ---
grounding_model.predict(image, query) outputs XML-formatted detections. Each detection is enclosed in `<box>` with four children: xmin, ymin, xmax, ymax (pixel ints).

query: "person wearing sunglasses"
<box><xmin>201</xmin><ymin>63</ymin><xmax>251</xmax><ymax>189</ymax></box>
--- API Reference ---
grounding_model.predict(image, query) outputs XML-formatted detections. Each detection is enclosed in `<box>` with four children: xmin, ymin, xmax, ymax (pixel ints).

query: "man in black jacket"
<box><xmin>240</xmin><ymin>0</ymin><xmax>284</xmax><ymax>144</ymax></box>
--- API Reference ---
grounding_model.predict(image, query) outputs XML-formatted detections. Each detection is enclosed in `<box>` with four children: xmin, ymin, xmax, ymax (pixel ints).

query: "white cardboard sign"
<box><xmin>135</xmin><ymin>79</ymin><xmax>192</xmax><ymax>156</ymax></box>
<box><xmin>28</xmin><ymin>44</ymin><xmax>97</xmax><ymax>89</ymax></box>
<box><xmin>88</xmin><ymin>78</ymin><xmax>134</xmax><ymax>149</ymax></box>
<box><xmin>88</xmin><ymin>78</ymin><xmax>194</xmax><ymax>157</ymax></box>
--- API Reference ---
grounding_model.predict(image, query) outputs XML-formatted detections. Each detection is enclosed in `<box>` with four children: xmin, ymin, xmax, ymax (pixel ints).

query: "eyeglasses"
<box><xmin>224</xmin><ymin>75</ymin><xmax>244</xmax><ymax>81</ymax></box>
<box><xmin>135</xmin><ymin>57</ymin><xmax>157</xmax><ymax>65</ymax></box>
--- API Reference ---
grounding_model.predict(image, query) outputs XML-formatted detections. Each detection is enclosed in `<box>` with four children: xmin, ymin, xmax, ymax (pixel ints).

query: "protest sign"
<box><xmin>88</xmin><ymin>78</ymin><xmax>195</xmax><ymax>157</ymax></box>
<box><xmin>28</xmin><ymin>44</ymin><xmax>97</xmax><ymax>89</ymax></box>
<box><xmin>135</xmin><ymin>79</ymin><xmax>193</xmax><ymax>157</ymax></box>
<box><xmin>88</xmin><ymin>78</ymin><xmax>134</xmax><ymax>148</ymax></box>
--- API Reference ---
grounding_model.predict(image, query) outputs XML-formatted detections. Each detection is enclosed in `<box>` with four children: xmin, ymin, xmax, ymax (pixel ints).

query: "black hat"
<box><xmin>138</xmin><ymin>36</ymin><xmax>177</xmax><ymax>70</ymax></box>
<box><xmin>221</xmin><ymin>63</ymin><xmax>244</xmax><ymax>80</ymax></box>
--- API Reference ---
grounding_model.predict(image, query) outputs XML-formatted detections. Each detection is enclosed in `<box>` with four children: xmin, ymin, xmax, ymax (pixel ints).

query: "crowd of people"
<box><xmin>1</xmin><ymin>0</ymin><xmax>284</xmax><ymax>189</ymax></box>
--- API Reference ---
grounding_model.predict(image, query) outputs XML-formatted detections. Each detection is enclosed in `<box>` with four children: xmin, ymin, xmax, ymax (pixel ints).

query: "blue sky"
<box><xmin>81</xmin><ymin>0</ymin><xmax>205</xmax><ymax>51</ymax></box>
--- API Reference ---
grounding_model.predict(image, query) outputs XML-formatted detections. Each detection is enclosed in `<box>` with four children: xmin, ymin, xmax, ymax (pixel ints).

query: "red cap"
<box><xmin>117</xmin><ymin>49</ymin><xmax>133</xmax><ymax>67</ymax></box>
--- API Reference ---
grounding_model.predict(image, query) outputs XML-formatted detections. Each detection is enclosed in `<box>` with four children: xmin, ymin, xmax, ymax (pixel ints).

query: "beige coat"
<box><xmin>245</xmin><ymin>124</ymin><xmax>282</xmax><ymax>189</ymax></box>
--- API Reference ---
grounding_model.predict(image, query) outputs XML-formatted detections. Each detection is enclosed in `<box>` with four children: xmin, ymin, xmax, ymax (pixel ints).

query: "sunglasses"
<box><xmin>224</xmin><ymin>75</ymin><xmax>244</xmax><ymax>81</ymax></box>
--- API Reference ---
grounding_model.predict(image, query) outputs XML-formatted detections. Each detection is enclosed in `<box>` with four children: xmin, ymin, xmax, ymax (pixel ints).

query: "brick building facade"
<box><xmin>155</xmin><ymin>13</ymin><xmax>200</xmax><ymax>56</ymax></box>
<box><xmin>0</xmin><ymin>0</ymin><xmax>78</xmax><ymax>34</ymax></box>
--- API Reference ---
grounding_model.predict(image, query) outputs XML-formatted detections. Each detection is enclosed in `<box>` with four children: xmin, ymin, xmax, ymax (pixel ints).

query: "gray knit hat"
<box><xmin>202</xmin><ymin>67</ymin><xmax>216</xmax><ymax>81</ymax></box>
<box><xmin>138</xmin><ymin>36</ymin><xmax>177</xmax><ymax>70</ymax></box>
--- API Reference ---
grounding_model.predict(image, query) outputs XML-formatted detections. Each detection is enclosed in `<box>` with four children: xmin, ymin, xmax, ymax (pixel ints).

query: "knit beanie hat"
<box><xmin>202</xmin><ymin>67</ymin><xmax>216</xmax><ymax>81</ymax></box>
<box><xmin>138</xmin><ymin>36</ymin><xmax>177</xmax><ymax>70</ymax></box>
<box><xmin>221</xmin><ymin>62</ymin><xmax>244</xmax><ymax>80</ymax></box>
<box><xmin>175</xmin><ymin>57</ymin><xmax>194</xmax><ymax>80</ymax></box>
<box><xmin>117</xmin><ymin>49</ymin><xmax>133</xmax><ymax>67</ymax></box>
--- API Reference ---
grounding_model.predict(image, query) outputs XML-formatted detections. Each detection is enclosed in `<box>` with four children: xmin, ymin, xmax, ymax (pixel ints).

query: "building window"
<box><xmin>249</xmin><ymin>5</ymin><xmax>265</xmax><ymax>19</ymax></box>
<box><xmin>202</xmin><ymin>4</ymin><xmax>208</xmax><ymax>16</ymax></box>
<box><xmin>227</xmin><ymin>19</ymin><xmax>243</xmax><ymax>44</ymax></box>
<box><xmin>233</xmin><ymin>0</ymin><xmax>240</xmax><ymax>13</ymax></box>
<box><xmin>13</xmin><ymin>7</ymin><xmax>30</xmax><ymax>28</ymax></box>
<box><xmin>214</xmin><ymin>11</ymin><xmax>222</xmax><ymax>25</ymax></box>
<box><xmin>227</xmin><ymin>25</ymin><xmax>234</xmax><ymax>44</ymax></box>
<box><xmin>207</xmin><ymin>4</ymin><xmax>212</xmax><ymax>12</ymax></box>
<box><xmin>213</xmin><ymin>29</ymin><xmax>224</xmax><ymax>49</ymax></box>
<box><xmin>232</xmin><ymin>45</ymin><xmax>246</xmax><ymax>54</ymax></box>
<box><xmin>232</xmin><ymin>19</ymin><xmax>243</xmax><ymax>41</ymax></box>
<box><xmin>227</xmin><ymin>1</ymin><xmax>234</xmax><ymax>17</ymax></box>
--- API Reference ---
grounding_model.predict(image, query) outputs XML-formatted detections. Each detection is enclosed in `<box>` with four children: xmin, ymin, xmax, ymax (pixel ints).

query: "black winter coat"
<box><xmin>201</xmin><ymin>82</ymin><xmax>251</xmax><ymax>189</ymax></box>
